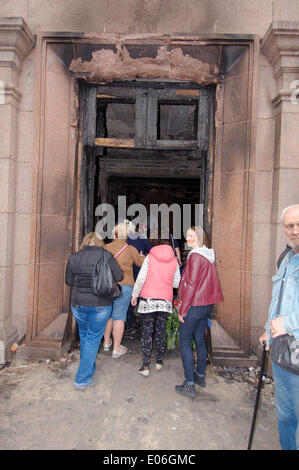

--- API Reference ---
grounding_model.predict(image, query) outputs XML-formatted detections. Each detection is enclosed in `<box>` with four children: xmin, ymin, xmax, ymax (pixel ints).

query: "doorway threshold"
<box><xmin>16</xmin><ymin>313</ymin><xmax>72</xmax><ymax>362</ymax></box>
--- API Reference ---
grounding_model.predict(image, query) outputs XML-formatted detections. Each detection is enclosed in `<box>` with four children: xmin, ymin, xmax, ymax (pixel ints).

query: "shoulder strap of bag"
<box><xmin>114</xmin><ymin>243</ymin><xmax>129</xmax><ymax>260</ymax></box>
<box><xmin>277</xmin><ymin>245</ymin><xmax>292</xmax><ymax>269</ymax></box>
<box><xmin>275</xmin><ymin>265</ymin><xmax>288</xmax><ymax>318</ymax></box>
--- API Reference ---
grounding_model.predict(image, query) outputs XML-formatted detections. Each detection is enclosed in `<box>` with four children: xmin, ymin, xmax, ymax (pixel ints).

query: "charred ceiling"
<box><xmin>50</xmin><ymin>35</ymin><xmax>249</xmax><ymax>87</ymax></box>
<box><xmin>69</xmin><ymin>44</ymin><xmax>218</xmax><ymax>85</ymax></box>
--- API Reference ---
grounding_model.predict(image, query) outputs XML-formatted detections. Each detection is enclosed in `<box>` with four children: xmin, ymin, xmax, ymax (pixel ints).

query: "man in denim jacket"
<box><xmin>260</xmin><ymin>204</ymin><xmax>299</xmax><ymax>450</ymax></box>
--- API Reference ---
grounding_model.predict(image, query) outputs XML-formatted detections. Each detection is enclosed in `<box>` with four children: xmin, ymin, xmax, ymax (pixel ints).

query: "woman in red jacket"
<box><xmin>175</xmin><ymin>226</ymin><xmax>223</xmax><ymax>398</ymax></box>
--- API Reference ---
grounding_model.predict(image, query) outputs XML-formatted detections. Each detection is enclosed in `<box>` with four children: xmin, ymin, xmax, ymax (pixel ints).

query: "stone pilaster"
<box><xmin>0</xmin><ymin>18</ymin><xmax>35</xmax><ymax>362</ymax></box>
<box><xmin>261</xmin><ymin>22</ymin><xmax>299</xmax><ymax>266</ymax></box>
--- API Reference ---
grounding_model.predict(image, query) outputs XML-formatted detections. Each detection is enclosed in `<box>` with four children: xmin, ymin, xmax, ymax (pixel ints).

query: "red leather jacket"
<box><xmin>178</xmin><ymin>252</ymin><xmax>223</xmax><ymax>318</ymax></box>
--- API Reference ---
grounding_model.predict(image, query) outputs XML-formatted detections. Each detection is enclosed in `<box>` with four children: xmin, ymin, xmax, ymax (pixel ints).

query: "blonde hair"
<box><xmin>80</xmin><ymin>232</ymin><xmax>104</xmax><ymax>250</ymax></box>
<box><xmin>112</xmin><ymin>220</ymin><xmax>136</xmax><ymax>239</ymax></box>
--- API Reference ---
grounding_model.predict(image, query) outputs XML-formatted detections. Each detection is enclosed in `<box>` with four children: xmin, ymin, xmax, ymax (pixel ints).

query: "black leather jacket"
<box><xmin>65</xmin><ymin>246</ymin><xmax>123</xmax><ymax>307</ymax></box>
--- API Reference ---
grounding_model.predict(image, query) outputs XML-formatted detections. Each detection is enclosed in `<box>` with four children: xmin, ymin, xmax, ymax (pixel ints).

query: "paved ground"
<box><xmin>0</xmin><ymin>338</ymin><xmax>280</xmax><ymax>451</ymax></box>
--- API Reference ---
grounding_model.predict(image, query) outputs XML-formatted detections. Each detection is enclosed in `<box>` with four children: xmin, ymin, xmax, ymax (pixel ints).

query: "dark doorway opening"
<box><xmin>107</xmin><ymin>175</ymin><xmax>201</xmax><ymax>254</ymax></box>
<box><xmin>79</xmin><ymin>80</ymin><xmax>214</xmax><ymax>245</ymax></box>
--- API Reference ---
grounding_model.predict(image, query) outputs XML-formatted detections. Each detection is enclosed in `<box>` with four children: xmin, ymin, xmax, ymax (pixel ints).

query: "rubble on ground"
<box><xmin>208</xmin><ymin>364</ymin><xmax>275</xmax><ymax>411</ymax></box>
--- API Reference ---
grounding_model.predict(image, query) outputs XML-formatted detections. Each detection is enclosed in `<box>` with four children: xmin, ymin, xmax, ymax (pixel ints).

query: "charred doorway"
<box><xmin>22</xmin><ymin>35</ymin><xmax>257</xmax><ymax>363</ymax></box>
<box><xmin>79</xmin><ymin>80</ymin><xmax>214</xmax><ymax>244</ymax></box>
<box><xmin>107</xmin><ymin>175</ymin><xmax>202</xmax><ymax>255</ymax></box>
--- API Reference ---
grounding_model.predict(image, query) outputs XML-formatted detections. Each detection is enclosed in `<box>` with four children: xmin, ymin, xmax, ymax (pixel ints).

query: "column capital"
<box><xmin>261</xmin><ymin>22</ymin><xmax>299</xmax><ymax>71</ymax></box>
<box><xmin>0</xmin><ymin>17</ymin><xmax>35</xmax><ymax>72</ymax></box>
<box><xmin>261</xmin><ymin>22</ymin><xmax>299</xmax><ymax>107</ymax></box>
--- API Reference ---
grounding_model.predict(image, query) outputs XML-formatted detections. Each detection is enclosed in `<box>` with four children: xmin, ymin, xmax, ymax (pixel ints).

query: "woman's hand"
<box><xmin>131</xmin><ymin>297</ymin><xmax>137</xmax><ymax>306</ymax></box>
<box><xmin>178</xmin><ymin>314</ymin><xmax>185</xmax><ymax>323</ymax></box>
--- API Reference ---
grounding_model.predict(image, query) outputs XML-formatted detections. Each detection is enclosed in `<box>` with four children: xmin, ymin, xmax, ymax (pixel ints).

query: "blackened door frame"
<box><xmin>79</xmin><ymin>80</ymin><xmax>213</xmax><ymax>242</ymax></box>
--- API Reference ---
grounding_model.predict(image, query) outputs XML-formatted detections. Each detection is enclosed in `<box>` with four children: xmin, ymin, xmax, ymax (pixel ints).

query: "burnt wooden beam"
<box><xmin>175</xmin><ymin>89</ymin><xmax>200</xmax><ymax>96</ymax></box>
<box><xmin>135</xmin><ymin>89</ymin><xmax>148</xmax><ymax>148</ymax></box>
<box><xmin>147</xmin><ymin>89</ymin><xmax>158</xmax><ymax>145</ymax></box>
<box><xmin>95</xmin><ymin>98</ymin><xmax>107</xmax><ymax>156</ymax></box>
<box><xmin>155</xmin><ymin>140</ymin><xmax>199</xmax><ymax>150</ymax></box>
<box><xmin>84</xmin><ymin>87</ymin><xmax>97</xmax><ymax>145</ymax></box>
<box><xmin>198</xmin><ymin>89</ymin><xmax>209</xmax><ymax>150</ymax></box>
<box><xmin>84</xmin><ymin>146</ymin><xmax>96</xmax><ymax>234</ymax></box>
<box><xmin>95</xmin><ymin>137</ymin><xmax>135</xmax><ymax>148</ymax></box>
<box><xmin>96</xmin><ymin>86</ymin><xmax>136</xmax><ymax>99</ymax></box>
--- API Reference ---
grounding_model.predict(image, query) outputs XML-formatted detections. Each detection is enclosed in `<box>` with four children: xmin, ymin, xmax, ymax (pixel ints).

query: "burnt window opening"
<box><xmin>158</xmin><ymin>102</ymin><xmax>198</xmax><ymax>141</ymax></box>
<box><xmin>79</xmin><ymin>81</ymin><xmax>214</xmax><ymax>246</ymax></box>
<box><xmin>96</xmin><ymin>95</ymin><xmax>136</xmax><ymax>141</ymax></box>
<box><xmin>94</xmin><ymin>82</ymin><xmax>210</xmax><ymax>151</ymax></box>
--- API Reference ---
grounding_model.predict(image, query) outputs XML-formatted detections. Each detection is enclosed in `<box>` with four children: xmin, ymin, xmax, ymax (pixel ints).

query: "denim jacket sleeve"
<box><xmin>265</xmin><ymin>252</ymin><xmax>299</xmax><ymax>341</ymax></box>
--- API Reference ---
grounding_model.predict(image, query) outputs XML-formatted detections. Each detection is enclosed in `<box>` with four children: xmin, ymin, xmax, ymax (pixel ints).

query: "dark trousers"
<box><xmin>179</xmin><ymin>305</ymin><xmax>212</xmax><ymax>384</ymax></box>
<box><xmin>141</xmin><ymin>311</ymin><xmax>168</xmax><ymax>367</ymax></box>
<box><xmin>126</xmin><ymin>303</ymin><xmax>133</xmax><ymax>329</ymax></box>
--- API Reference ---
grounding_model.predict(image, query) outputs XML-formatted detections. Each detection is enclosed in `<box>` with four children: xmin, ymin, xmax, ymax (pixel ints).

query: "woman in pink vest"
<box><xmin>131</xmin><ymin>239</ymin><xmax>180</xmax><ymax>376</ymax></box>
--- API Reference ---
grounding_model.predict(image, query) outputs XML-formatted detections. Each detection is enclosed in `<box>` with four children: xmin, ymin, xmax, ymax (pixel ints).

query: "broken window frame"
<box><xmin>88</xmin><ymin>82</ymin><xmax>210</xmax><ymax>151</ymax></box>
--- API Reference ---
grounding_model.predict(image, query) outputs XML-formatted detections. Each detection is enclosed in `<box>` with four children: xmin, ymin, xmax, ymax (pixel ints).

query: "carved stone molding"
<box><xmin>0</xmin><ymin>18</ymin><xmax>35</xmax><ymax>361</ymax></box>
<box><xmin>0</xmin><ymin>17</ymin><xmax>35</xmax><ymax>66</ymax></box>
<box><xmin>261</xmin><ymin>21</ymin><xmax>299</xmax><ymax>106</ymax></box>
<box><xmin>0</xmin><ymin>17</ymin><xmax>35</xmax><ymax>92</ymax></box>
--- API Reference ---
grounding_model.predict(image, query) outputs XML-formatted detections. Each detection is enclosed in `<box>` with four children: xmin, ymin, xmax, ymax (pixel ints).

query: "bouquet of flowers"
<box><xmin>165</xmin><ymin>299</ymin><xmax>180</xmax><ymax>350</ymax></box>
<box><xmin>165</xmin><ymin>298</ymin><xmax>198</xmax><ymax>351</ymax></box>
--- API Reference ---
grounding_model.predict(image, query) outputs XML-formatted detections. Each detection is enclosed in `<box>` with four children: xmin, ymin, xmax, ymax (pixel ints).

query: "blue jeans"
<box><xmin>71</xmin><ymin>305</ymin><xmax>112</xmax><ymax>387</ymax></box>
<box><xmin>179</xmin><ymin>305</ymin><xmax>212</xmax><ymax>384</ymax></box>
<box><xmin>272</xmin><ymin>362</ymin><xmax>299</xmax><ymax>450</ymax></box>
<box><xmin>111</xmin><ymin>285</ymin><xmax>133</xmax><ymax>321</ymax></box>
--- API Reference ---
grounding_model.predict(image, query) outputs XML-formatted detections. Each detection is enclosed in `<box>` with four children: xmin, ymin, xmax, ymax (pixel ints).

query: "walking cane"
<box><xmin>247</xmin><ymin>340</ymin><xmax>268</xmax><ymax>450</ymax></box>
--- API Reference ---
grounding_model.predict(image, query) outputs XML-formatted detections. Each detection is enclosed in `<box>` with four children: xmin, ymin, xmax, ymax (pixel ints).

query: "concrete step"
<box><xmin>211</xmin><ymin>353</ymin><xmax>259</xmax><ymax>368</ymax></box>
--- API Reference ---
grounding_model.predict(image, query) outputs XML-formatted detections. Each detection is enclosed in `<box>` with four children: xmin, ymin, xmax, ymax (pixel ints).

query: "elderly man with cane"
<box><xmin>259</xmin><ymin>204</ymin><xmax>299</xmax><ymax>450</ymax></box>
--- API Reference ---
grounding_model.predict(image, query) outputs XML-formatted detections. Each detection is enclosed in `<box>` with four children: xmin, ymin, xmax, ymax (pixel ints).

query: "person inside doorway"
<box><xmin>131</xmin><ymin>239</ymin><xmax>180</xmax><ymax>376</ymax></box>
<box><xmin>126</xmin><ymin>218</ymin><xmax>153</xmax><ymax>334</ymax></box>
<box><xmin>103</xmin><ymin>222</ymin><xmax>145</xmax><ymax>358</ymax></box>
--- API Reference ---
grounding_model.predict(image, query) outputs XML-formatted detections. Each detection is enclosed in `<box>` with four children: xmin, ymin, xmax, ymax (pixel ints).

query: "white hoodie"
<box><xmin>187</xmin><ymin>245</ymin><xmax>215</xmax><ymax>264</ymax></box>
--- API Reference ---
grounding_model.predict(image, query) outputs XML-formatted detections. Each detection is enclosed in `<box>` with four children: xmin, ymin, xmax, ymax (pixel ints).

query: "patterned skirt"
<box><xmin>137</xmin><ymin>297</ymin><xmax>173</xmax><ymax>315</ymax></box>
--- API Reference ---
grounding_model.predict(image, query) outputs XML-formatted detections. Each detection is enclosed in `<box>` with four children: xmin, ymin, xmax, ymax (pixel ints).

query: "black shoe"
<box><xmin>175</xmin><ymin>381</ymin><xmax>196</xmax><ymax>398</ymax></box>
<box><xmin>194</xmin><ymin>374</ymin><xmax>206</xmax><ymax>387</ymax></box>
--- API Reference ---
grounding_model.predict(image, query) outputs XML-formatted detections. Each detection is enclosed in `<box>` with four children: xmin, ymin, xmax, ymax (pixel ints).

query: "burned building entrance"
<box><xmin>20</xmin><ymin>34</ymin><xmax>258</xmax><ymax>364</ymax></box>
<box><xmin>79</xmin><ymin>81</ymin><xmax>212</xmax><ymax>244</ymax></box>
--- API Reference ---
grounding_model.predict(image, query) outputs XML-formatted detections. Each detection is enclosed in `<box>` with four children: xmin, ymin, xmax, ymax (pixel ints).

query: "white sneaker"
<box><xmin>137</xmin><ymin>366</ymin><xmax>150</xmax><ymax>377</ymax></box>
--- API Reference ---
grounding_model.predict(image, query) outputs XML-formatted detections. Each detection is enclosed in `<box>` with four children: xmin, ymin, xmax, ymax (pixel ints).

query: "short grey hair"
<box><xmin>281</xmin><ymin>204</ymin><xmax>299</xmax><ymax>224</ymax></box>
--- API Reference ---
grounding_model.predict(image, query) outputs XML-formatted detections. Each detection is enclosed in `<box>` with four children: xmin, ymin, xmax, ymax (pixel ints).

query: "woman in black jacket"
<box><xmin>65</xmin><ymin>232</ymin><xmax>123</xmax><ymax>389</ymax></box>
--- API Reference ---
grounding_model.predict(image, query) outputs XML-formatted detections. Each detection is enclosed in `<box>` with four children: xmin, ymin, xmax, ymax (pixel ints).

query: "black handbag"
<box><xmin>92</xmin><ymin>252</ymin><xmax>122</xmax><ymax>299</ymax></box>
<box><xmin>270</xmin><ymin>265</ymin><xmax>299</xmax><ymax>375</ymax></box>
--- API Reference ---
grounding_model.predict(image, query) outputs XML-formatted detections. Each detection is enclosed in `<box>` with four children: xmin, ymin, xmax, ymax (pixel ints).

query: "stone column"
<box><xmin>0</xmin><ymin>18</ymin><xmax>35</xmax><ymax>362</ymax></box>
<box><xmin>261</xmin><ymin>22</ymin><xmax>299</xmax><ymax>268</ymax></box>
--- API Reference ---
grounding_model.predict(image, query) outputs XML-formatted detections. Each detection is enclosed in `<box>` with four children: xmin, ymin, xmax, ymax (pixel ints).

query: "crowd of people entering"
<box><xmin>65</xmin><ymin>202</ymin><xmax>299</xmax><ymax>450</ymax></box>
<box><xmin>65</xmin><ymin>219</ymin><xmax>223</xmax><ymax>398</ymax></box>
